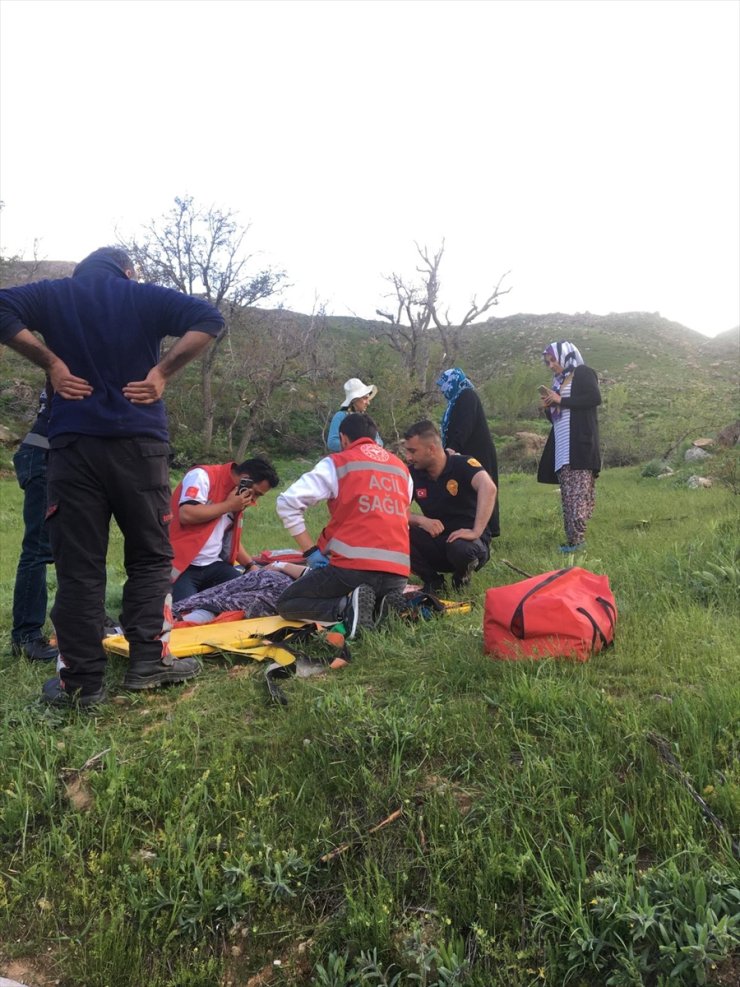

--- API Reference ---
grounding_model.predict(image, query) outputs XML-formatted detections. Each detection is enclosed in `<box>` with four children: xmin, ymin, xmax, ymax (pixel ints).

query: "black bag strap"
<box><xmin>576</xmin><ymin>606</ymin><xmax>609</xmax><ymax>653</ymax></box>
<box><xmin>595</xmin><ymin>596</ymin><xmax>616</xmax><ymax>632</ymax></box>
<box><xmin>510</xmin><ymin>569</ymin><xmax>569</xmax><ymax>639</ymax></box>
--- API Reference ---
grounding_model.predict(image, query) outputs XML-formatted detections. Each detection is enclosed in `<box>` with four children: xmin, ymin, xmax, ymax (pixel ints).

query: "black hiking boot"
<box><xmin>123</xmin><ymin>654</ymin><xmax>201</xmax><ymax>691</ymax></box>
<box><xmin>41</xmin><ymin>676</ymin><xmax>106</xmax><ymax>709</ymax></box>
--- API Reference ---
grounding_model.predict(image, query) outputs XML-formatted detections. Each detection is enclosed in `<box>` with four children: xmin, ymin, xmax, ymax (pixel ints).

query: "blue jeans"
<box><xmin>172</xmin><ymin>560</ymin><xmax>241</xmax><ymax>603</ymax></box>
<box><xmin>12</xmin><ymin>443</ymin><xmax>54</xmax><ymax>645</ymax></box>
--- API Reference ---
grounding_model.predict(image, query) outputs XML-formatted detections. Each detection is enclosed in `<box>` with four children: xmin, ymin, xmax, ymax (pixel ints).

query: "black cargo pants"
<box><xmin>46</xmin><ymin>435</ymin><xmax>173</xmax><ymax>694</ymax></box>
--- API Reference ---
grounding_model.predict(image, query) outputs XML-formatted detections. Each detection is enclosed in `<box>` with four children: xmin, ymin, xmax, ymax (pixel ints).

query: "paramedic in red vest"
<box><xmin>169</xmin><ymin>457</ymin><xmax>279</xmax><ymax>602</ymax></box>
<box><xmin>275</xmin><ymin>413</ymin><xmax>412</xmax><ymax>638</ymax></box>
<box><xmin>403</xmin><ymin>419</ymin><xmax>497</xmax><ymax>594</ymax></box>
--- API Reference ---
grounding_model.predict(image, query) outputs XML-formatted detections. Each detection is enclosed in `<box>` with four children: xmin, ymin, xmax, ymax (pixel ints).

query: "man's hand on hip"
<box><xmin>123</xmin><ymin>367</ymin><xmax>166</xmax><ymax>404</ymax></box>
<box><xmin>50</xmin><ymin>359</ymin><xmax>93</xmax><ymax>400</ymax></box>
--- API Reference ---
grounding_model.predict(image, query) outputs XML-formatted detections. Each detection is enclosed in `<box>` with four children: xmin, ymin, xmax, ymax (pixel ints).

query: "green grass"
<box><xmin>0</xmin><ymin>468</ymin><xmax>738</xmax><ymax>987</ymax></box>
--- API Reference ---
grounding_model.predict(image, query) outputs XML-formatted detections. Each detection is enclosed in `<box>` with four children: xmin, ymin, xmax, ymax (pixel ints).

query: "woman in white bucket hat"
<box><xmin>326</xmin><ymin>377</ymin><xmax>382</xmax><ymax>452</ymax></box>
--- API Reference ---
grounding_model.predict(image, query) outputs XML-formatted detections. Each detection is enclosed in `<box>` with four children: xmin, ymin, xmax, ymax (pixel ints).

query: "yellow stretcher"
<box><xmin>103</xmin><ymin>615</ymin><xmax>309</xmax><ymax>663</ymax></box>
<box><xmin>102</xmin><ymin>598</ymin><xmax>472</xmax><ymax>663</ymax></box>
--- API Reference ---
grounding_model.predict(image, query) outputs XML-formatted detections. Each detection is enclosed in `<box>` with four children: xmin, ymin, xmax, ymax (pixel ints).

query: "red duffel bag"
<box><xmin>483</xmin><ymin>567</ymin><xmax>617</xmax><ymax>662</ymax></box>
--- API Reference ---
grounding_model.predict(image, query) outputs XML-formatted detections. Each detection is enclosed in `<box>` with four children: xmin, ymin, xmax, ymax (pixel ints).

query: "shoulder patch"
<box><xmin>467</xmin><ymin>458</ymin><xmax>482</xmax><ymax>468</ymax></box>
<box><xmin>185</xmin><ymin>486</ymin><xmax>200</xmax><ymax>498</ymax></box>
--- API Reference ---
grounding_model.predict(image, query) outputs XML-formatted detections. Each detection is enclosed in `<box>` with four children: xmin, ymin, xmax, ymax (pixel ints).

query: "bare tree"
<box><xmin>120</xmin><ymin>196</ymin><xmax>286</xmax><ymax>451</ymax></box>
<box><xmin>222</xmin><ymin>300</ymin><xmax>330</xmax><ymax>459</ymax></box>
<box><xmin>376</xmin><ymin>240</ymin><xmax>510</xmax><ymax>391</ymax></box>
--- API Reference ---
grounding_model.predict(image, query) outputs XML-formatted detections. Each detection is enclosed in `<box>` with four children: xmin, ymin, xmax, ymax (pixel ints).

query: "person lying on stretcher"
<box><xmin>172</xmin><ymin>561</ymin><xmax>307</xmax><ymax>624</ymax></box>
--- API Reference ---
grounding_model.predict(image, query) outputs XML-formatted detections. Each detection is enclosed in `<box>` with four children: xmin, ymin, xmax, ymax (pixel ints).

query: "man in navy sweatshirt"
<box><xmin>0</xmin><ymin>246</ymin><xmax>225</xmax><ymax>707</ymax></box>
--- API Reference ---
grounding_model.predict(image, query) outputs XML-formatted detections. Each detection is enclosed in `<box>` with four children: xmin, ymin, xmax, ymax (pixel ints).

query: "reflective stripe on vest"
<box><xmin>335</xmin><ymin>460</ymin><xmax>410</xmax><ymax>482</ymax></box>
<box><xmin>324</xmin><ymin>538</ymin><xmax>410</xmax><ymax>569</ymax></box>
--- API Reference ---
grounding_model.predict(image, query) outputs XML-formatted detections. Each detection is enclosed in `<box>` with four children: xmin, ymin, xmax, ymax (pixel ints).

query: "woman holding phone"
<box><xmin>537</xmin><ymin>341</ymin><xmax>601</xmax><ymax>552</ymax></box>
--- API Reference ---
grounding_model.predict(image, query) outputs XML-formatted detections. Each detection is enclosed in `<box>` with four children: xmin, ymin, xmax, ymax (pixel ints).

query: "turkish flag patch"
<box><xmin>185</xmin><ymin>486</ymin><xmax>199</xmax><ymax>498</ymax></box>
<box><xmin>416</xmin><ymin>488</ymin><xmax>427</xmax><ymax>499</ymax></box>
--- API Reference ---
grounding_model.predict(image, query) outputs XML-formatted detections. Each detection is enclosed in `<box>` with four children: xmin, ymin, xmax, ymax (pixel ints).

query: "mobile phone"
<box><xmin>237</xmin><ymin>477</ymin><xmax>254</xmax><ymax>494</ymax></box>
<box><xmin>538</xmin><ymin>385</ymin><xmax>550</xmax><ymax>397</ymax></box>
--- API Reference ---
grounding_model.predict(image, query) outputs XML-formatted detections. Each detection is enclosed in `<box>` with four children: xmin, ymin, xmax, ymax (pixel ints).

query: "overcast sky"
<box><xmin>1</xmin><ymin>0</ymin><xmax>738</xmax><ymax>336</ymax></box>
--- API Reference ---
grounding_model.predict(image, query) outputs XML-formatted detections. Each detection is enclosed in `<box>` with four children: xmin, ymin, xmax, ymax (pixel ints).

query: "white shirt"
<box><xmin>553</xmin><ymin>378</ymin><xmax>572</xmax><ymax>473</ymax></box>
<box><xmin>276</xmin><ymin>454</ymin><xmax>414</xmax><ymax>537</ymax></box>
<box><xmin>179</xmin><ymin>467</ymin><xmax>233</xmax><ymax>567</ymax></box>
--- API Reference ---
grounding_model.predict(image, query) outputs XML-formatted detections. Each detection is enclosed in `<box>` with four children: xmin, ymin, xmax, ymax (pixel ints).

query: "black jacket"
<box><xmin>537</xmin><ymin>365</ymin><xmax>602</xmax><ymax>484</ymax></box>
<box><xmin>443</xmin><ymin>387</ymin><xmax>500</xmax><ymax>536</ymax></box>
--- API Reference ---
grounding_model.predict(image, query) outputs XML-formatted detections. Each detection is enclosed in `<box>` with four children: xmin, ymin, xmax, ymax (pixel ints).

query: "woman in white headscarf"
<box><xmin>326</xmin><ymin>377</ymin><xmax>382</xmax><ymax>452</ymax></box>
<box><xmin>537</xmin><ymin>341</ymin><xmax>601</xmax><ymax>552</ymax></box>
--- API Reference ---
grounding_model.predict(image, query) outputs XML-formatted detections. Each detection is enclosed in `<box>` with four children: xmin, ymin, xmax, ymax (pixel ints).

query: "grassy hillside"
<box><xmin>0</xmin><ymin>468</ymin><xmax>738</xmax><ymax>986</ymax></box>
<box><xmin>0</xmin><ymin>254</ymin><xmax>737</xmax><ymax>469</ymax></box>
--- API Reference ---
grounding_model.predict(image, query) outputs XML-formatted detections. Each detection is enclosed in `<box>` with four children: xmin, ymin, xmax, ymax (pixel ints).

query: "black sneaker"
<box><xmin>343</xmin><ymin>585</ymin><xmax>376</xmax><ymax>640</ymax></box>
<box><xmin>41</xmin><ymin>676</ymin><xmax>106</xmax><ymax>708</ymax></box>
<box><xmin>452</xmin><ymin>559</ymin><xmax>478</xmax><ymax>590</ymax></box>
<box><xmin>375</xmin><ymin>591</ymin><xmax>409</xmax><ymax>626</ymax></box>
<box><xmin>123</xmin><ymin>654</ymin><xmax>201</xmax><ymax>691</ymax></box>
<box><xmin>12</xmin><ymin>638</ymin><xmax>59</xmax><ymax>662</ymax></box>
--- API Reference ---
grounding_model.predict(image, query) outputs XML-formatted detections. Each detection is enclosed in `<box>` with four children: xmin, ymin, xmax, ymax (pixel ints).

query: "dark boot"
<box><xmin>452</xmin><ymin>559</ymin><xmax>478</xmax><ymax>590</ymax></box>
<box><xmin>123</xmin><ymin>654</ymin><xmax>201</xmax><ymax>691</ymax></box>
<box><xmin>41</xmin><ymin>676</ymin><xmax>106</xmax><ymax>708</ymax></box>
<box><xmin>13</xmin><ymin>637</ymin><xmax>59</xmax><ymax>661</ymax></box>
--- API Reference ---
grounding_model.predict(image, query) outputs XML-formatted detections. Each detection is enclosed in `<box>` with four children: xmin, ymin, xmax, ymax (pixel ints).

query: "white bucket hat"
<box><xmin>341</xmin><ymin>377</ymin><xmax>378</xmax><ymax>409</ymax></box>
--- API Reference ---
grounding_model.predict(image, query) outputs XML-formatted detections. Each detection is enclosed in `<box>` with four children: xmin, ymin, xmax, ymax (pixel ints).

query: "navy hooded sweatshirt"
<box><xmin>0</xmin><ymin>257</ymin><xmax>225</xmax><ymax>441</ymax></box>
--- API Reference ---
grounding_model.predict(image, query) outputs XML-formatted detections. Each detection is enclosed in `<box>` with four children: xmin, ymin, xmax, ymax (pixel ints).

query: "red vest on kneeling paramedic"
<box><xmin>169</xmin><ymin>462</ymin><xmax>243</xmax><ymax>582</ymax></box>
<box><xmin>318</xmin><ymin>439</ymin><xmax>411</xmax><ymax>576</ymax></box>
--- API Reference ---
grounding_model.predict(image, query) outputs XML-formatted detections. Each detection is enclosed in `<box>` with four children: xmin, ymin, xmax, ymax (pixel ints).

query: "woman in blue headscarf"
<box><xmin>537</xmin><ymin>341</ymin><xmax>601</xmax><ymax>552</ymax></box>
<box><xmin>436</xmin><ymin>367</ymin><xmax>500</xmax><ymax>538</ymax></box>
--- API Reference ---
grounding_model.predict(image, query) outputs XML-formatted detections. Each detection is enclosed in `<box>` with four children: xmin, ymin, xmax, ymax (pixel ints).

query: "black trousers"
<box><xmin>46</xmin><ymin>435</ymin><xmax>173</xmax><ymax>693</ymax></box>
<box><xmin>277</xmin><ymin>565</ymin><xmax>407</xmax><ymax>623</ymax></box>
<box><xmin>409</xmin><ymin>527</ymin><xmax>489</xmax><ymax>587</ymax></box>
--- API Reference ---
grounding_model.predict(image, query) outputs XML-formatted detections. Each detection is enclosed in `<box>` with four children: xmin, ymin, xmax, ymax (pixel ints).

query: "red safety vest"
<box><xmin>318</xmin><ymin>439</ymin><xmax>411</xmax><ymax>576</ymax></box>
<box><xmin>169</xmin><ymin>462</ymin><xmax>243</xmax><ymax>581</ymax></box>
